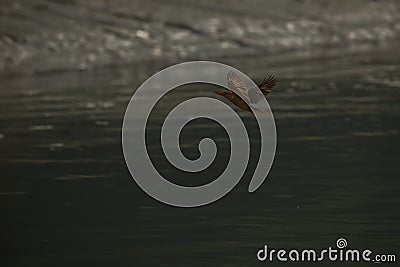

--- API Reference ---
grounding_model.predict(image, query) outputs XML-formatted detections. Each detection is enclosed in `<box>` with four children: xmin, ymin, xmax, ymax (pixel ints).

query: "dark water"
<box><xmin>1</xmin><ymin>46</ymin><xmax>399</xmax><ymax>266</ymax></box>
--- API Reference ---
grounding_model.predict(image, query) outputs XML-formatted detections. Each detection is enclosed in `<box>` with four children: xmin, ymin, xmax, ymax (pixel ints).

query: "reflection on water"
<box><xmin>0</xmin><ymin>48</ymin><xmax>399</xmax><ymax>266</ymax></box>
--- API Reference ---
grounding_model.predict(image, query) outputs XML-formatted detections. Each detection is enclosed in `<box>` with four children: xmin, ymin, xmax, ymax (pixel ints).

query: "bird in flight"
<box><xmin>214</xmin><ymin>71</ymin><xmax>277</xmax><ymax>112</ymax></box>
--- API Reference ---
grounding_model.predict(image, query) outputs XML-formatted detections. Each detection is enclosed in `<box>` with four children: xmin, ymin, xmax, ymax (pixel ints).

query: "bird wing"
<box><xmin>257</xmin><ymin>75</ymin><xmax>277</xmax><ymax>95</ymax></box>
<box><xmin>248</xmin><ymin>75</ymin><xmax>277</xmax><ymax>104</ymax></box>
<box><xmin>247</xmin><ymin>88</ymin><xmax>263</xmax><ymax>104</ymax></box>
<box><xmin>226</xmin><ymin>71</ymin><xmax>249</xmax><ymax>102</ymax></box>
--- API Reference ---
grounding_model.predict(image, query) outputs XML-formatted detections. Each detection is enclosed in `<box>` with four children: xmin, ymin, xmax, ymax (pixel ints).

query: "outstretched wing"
<box><xmin>258</xmin><ymin>75</ymin><xmax>277</xmax><ymax>95</ymax></box>
<box><xmin>227</xmin><ymin>71</ymin><xmax>249</xmax><ymax>101</ymax></box>
<box><xmin>248</xmin><ymin>75</ymin><xmax>277</xmax><ymax>104</ymax></box>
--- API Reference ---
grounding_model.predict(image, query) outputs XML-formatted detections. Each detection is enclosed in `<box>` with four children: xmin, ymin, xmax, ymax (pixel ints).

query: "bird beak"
<box><xmin>214</xmin><ymin>91</ymin><xmax>224</xmax><ymax>96</ymax></box>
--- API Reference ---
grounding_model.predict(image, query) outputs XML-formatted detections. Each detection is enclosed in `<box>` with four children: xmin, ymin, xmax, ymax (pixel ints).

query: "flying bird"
<box><xmin>214</xmin><ymin>71</ymin><xmax>277</xmax><ymax>112</ymax></box>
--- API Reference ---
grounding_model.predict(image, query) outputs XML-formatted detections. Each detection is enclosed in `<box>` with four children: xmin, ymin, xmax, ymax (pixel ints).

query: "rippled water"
<box><xmin>0</xmin><ymin>46</ymin><xmax>399</xmax><ymax>266</ymax></box>
<box><xmin>1</xmin><ymin>0</ymin><xmax>400</xmax><ymax>74</ymax></box>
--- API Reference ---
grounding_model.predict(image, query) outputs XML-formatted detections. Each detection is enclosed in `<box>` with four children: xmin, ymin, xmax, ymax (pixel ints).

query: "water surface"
<box><xmin>1</xmin><ymin>46</ymin><xmax>399</xmax><ymax>266</ymax></box>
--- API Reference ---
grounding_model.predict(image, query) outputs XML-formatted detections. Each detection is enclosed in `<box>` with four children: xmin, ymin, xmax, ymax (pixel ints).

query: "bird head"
<box><xmin>213</xmin><ymin>91</ymin><xmax>226</xmax><ymax>96</ymax></box>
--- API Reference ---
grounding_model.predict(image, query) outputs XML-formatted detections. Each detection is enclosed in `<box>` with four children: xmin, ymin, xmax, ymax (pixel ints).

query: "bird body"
<box><xmin>214</xmin><ymin>72</ymin><xmax>277</xmax><ymax>112</ymax></box>
<box><xmin>214</xmin><ymin>91</ymin><xmax>252</xmax><ymax>112</ymax></box>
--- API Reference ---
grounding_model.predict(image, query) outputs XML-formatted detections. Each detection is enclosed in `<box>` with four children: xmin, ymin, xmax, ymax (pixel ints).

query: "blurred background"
<box><xmin>0</xmin><ymin>0</ymin><xmax>399</xmax><ymax>266</ymax></box>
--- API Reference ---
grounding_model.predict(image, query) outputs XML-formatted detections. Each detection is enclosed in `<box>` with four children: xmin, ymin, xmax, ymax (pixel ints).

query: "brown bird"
<box><xmin>214</xmin><ymin>71</ymin><xmax>277</xmax><ymax>112</ymax></box>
